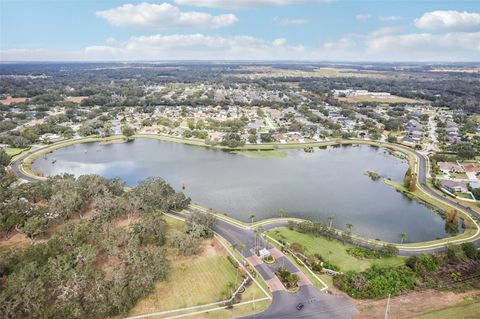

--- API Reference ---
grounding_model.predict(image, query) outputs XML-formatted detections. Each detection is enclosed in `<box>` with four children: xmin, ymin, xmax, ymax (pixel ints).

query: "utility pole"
<box><xmin>384</xmin><ymin>294</ymin><xmax>391</xmax><ymax>319</ymax></box>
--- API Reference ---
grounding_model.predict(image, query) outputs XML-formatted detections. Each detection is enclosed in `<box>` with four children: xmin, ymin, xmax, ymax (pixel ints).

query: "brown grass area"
<box><xmin>338</xmin><ymin>95</ymin><xmax>428</xmax><ymax>104</ymax></box>
<box><xmin>65</xmin><ymin>96</ymin><xmax>88</xmax><ymax>103</ymax></box>
<box><xmin>0</xmin><ymin>96</ymin><xmax>30</xmax><ymax>105</ymax></box>
<box><xmin>128</xmin><ymin>237</ymin><xmax>237</xmax><ymax>316</ymax></box>
<box><xmin>354</xmin><ymin>289</ymin><xmax>480</xmax><ymax>319</ymax></box>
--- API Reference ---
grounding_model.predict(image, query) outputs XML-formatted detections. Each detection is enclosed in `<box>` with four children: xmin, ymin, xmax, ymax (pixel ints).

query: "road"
<box><xmin>172</xmin><ymin>210</ymin><xmax>358</xmax><ymax>319</ymax></box>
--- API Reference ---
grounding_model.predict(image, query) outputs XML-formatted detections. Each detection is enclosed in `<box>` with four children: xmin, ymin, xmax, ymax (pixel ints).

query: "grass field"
<box><xmin>450</xmin><ymin>172</ymin><xmax>469</xmax><ymax>179</ymax></box>
<box><xmin>128</xmin><ymin>215</ymin><xmax>267</xmax><ymax>318</ymax></box>
<box><xmin>232</xmin><ymin>150</ymin><xmax>289</xmax><ymax>158</ymax></box>
<box><xmin>338</xmin><ymin>95</ymin><xmax>428</xmax><ymax>104</ymax></box>
<box><xmin>413</xmin><ymin>295</ymin><xmax>480</xmax><ymax>319</ymax></box>
<box><xmin>2</xmin><ymin>147</ymin><xmax>30</xmax><ymax>161</ymax></box>
<box><xmin>265</xmin><ymin>227</ymin><xmax>405</xmax><ymax>272</ymax></box>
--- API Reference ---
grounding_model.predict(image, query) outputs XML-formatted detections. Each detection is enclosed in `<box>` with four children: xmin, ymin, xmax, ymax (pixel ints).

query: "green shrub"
<box><xmin>227</xmin><ymin>255</ymin><xmax>239</xmax><ymax>268</ymax></box>
<box><xmin>461</xmin><ymin>242</ymin><xmax>478</xmax><ymax>260</ymax></box>
<box><xmin>335</xmin><ymin>265</ymin><xmax>416</xmax><ymax>299</ymax></box>
<box><xmin>406</xmin><ymin>254</ymin><xmax>438</xmax><ymax>274</ymax></box>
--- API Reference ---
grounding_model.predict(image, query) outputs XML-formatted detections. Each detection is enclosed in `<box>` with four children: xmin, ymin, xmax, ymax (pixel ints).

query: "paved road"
<box><xmin>175</xmin><ymin>210</ymin><xmax>358</xmax><ymax>319</ymax></box>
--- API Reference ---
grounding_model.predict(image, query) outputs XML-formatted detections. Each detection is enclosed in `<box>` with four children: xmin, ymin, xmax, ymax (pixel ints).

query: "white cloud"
<box><xmin>273</xmin><ymin>17</ymin><xmax>310</xmax><ymax>26</ymax></box>
<box><xmin>174</xmin><ymin>0</ymin><xmax>333</xmax><ymax>9</ymax></box>
<box><xmin>368</xmin><ymin>26</ymin><xmax>403</xmax><ymax>37</ymax></box>
<box><xmin>81</xmin><ymin>34</ymin><xmax>305</xmax><ymax>60</ymax></box>
<box><xmin>356</xmin><ymin>14</ymin><xmax>372</xmax><ymax>22</ymax></box>
<box><xmin>379</xmin><ymin>15</ymin><xmax>401</xmax><ymax>21</ymax></box>
<box><xmin>323</xmin><ymin>36</ymin><xmax>356</xmax><ymax>50</ymax></box>
<box><xmin>366</xmin><ymin>32</ymin><xmax>480</xmax><ymax>60</ymax></box>
<box><xmin>415</xmin><ymin>10</ymin><xmax>480</xmax><ymax>32</ymax></box>
<box><xmin>96</xmin><ymin>2</ymin><xmax>237</xmax><ymax>29</ymax></box>
<box><xmin>273</xmin><ymin>38</ymin><xmax>287</xmax><ymax>46</ymax></box>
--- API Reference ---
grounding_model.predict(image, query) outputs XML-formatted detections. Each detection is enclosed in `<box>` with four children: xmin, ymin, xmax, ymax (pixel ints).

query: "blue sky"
<box><xmin>1</xmin><ymin>0</ymin><xmax>479</xmax><ymax>61</ymax></box>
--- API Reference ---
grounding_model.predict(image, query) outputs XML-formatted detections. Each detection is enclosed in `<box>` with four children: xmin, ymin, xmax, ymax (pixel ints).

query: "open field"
<box><xmin>128</xmin><ymin>215</ymin><xmax>269</xmax><ymax>318</ymax></box>
<box><xmin>265</xmin><ymin>227</ymin><xmax>405</xmax><ymax>272</ymax></box>
<box><xmin>337</xmin><ymin>95</ymin><xmax>428</xmax><ymax>104</ymax></box>
<box><xmin>235</xmin><ymin>66</ymin><xmax>392</xmax><ymax>79</ymax></box>
<box><xmin>65</xmin><ymin>96</ymin><xmax>87</xmax><ymax>103</ymax></box>
<box><xmin>355</xmin><ymin>289</ymin><xmax>480</xmax><ymax>319</ymax></box>
<box><xmin>0</xmin><ymin>96</ymin><xmax>30</xmax><ymax>104</ymax></box>
<box><xmin>412</xmin><ymin>294</ymin><xmax>480</xmax><ymax>319</ymax></box>
<box><xmin>2</xmin><ymin>147</ymin><xmax>30</xmax><ymax>161</ymax></box>
<box><xmin>128</xmin><ymin>238</ymin><xmax>239</xmax><ymax>315</ymax></box>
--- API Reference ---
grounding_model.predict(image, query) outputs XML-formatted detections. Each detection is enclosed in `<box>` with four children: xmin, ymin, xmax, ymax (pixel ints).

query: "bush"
<box><xmin>227</xmin><ymin>255</ymin><xmax>239</xmax><ymax>268</ymax></box>
<box><xmin>461</xmin><ymin>242</ymin><xmax>478</xmax><ymax>260</ymax></box>
<box><xmin>335</xmin><ymin>265</ymin><xmax>416</xmax><ymax>299</ymax></box>
<box><xmin>347</xmin><ymin>247</ymin><xmax>378</xmax><ymax>259</ymax></box>
<box><xmin>290</xmin><ymin>242</ymin><xmax>305</xmax><ymax>254</ymax></box>
<box><xmin>406</xmin><ymin>254</ymin><xmax>438</xmax><ymax>274</ymax></box>
<box><xmin>445</xmin><ymin>245</ymin><xmax>464</xmax><ymax>263</ymax></box>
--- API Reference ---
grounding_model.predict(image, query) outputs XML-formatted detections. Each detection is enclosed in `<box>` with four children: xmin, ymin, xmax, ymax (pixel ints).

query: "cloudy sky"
<box><xmin>1</xmin><ymin>0</ymin><xmax>479</xmax><ymax>61</ymax></box>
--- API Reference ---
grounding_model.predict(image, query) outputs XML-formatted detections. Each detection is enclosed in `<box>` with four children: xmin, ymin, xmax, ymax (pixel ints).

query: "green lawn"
<box><xmin>449</xmin><ymin>172</ymin><xmax>468</xmax><ymax>179</ymax></box>
<box><xmin>129</xmin><ymin>220</ymin><xmax>239</xmax><ymax>316</ymax></box>
<box><xmin>3</xmin><ymin>147</ymin><xmax>30</xmax><ymax>161</ymax></box>
<box><xmin>266</xmin><ymin>228</ymin><xmax>405</xmax><ymax>272</ymax></box>
<box><xmin>413</xmin><ymin>295</ymin><xmax>480</xmax><ymax>319</ymax></box>
<box><xmin>128</xmin><ymin>215</ymin><xmax>267</xmax><ymax>317</ymax></box>
<box><xmin>231</xmin><ymin>150</ymin><xmax>289</xmax><ymax>159</ymax></box>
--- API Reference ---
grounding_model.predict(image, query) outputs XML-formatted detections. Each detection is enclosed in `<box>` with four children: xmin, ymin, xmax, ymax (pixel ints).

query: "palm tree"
<box><xmin>328</xmin><ymin>215</ymin><xmax>336</xmax><ymax>228</ymax></box>
<box><xmin>238</xmin><ymin>242</ymin><xmax>246</xmax><ymax>255</ymax></box>
<box><xmin>278</xmin><ymin>209</ymin><xmax>286</xmax><ymax>219</ymax></box>
<box><xmin>249</xmin><ymin>214</ymin><xmax>256</xmax><ymax>224</ymax></box>
<box><xmin>256</xmin><ymin>226</ymin><xmax>265</xmax><ymax>249</ymax></box>
<box><xmin>253</xmin><ymin>228</ymin><xmax>260</xmax><ymax>253</ymax></box>
<box><xmin>346</xmin><ymin>223</ymin><xmax>353</xmax><ymax>233</ymax></box>
<box><xmin>400</xmin><ymin>232</ymin><xmax>408</xmax><ymax>244</ymax></box>
<box><xmin>328</xmin><ymin>250</ymin><xmax>332</xmax><ymax>263</ymax></box>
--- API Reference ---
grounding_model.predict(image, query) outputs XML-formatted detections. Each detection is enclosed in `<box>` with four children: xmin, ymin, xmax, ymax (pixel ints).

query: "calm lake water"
<box><xmin>32</xmin><ymin>138</ymin><xmax>453</xmax><ymax>242</ymax></box>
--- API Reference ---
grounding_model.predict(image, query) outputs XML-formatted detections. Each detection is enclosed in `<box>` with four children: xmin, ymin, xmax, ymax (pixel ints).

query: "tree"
<box><xmin>170</xmin><ymin>230</ymin><xmax>201</xmax><ymax>256</ymax></box>
<box><xmin>0</xmin><ymin>148</ymin><xmax>11</xmax><ymax>166</ymax></box>
<box><xmin>408</xmin><ymin>173</ymin><xmax>417</xmax><ymax>192</ymax></box>
<box><xmin>278</xmin><ymin>209</ymin><xmax>286</xmax><ymax>218</ymax></box>
<box><xmin>328</xmin><ymin>215</ymin><xmax>336</xmax><ymax>228</ymax></box>
<box><xmin>387</xmin><ymin>135</ymin><xmax>397</xmax><ymax>143</ymax></box>
<box><xmin>132</xmin><ymin>212</ymin><xmax>167</xmax><ymax>245</ymax></box>
<box><xmin>403</xmin><ymin>167</ymin><xmax>412</xmax><ymax>188</ymax></box>
<box><xmin>237</xmin><ymin>242</ymin><xmax>246</xmax><ymax>255</ymax></box>
<box><xmin>400</xmin><ymin>232</ymin><xmax>408</xmax><ymax>244</ymax></box>
<box><xmin>346</xmin><ymin>223</ymin><xmax>353</xmax><ymax>233</ymax></box>
<box><xmin>22</xmin><ymin>216</ymin><xmax>48</xmax><ymax>243</ymax></box>
<box><xmin>186</xmin><ymin>211</ymin><xmax>217</xmax><ymax>238</ymax></box>
<box><xmin>121</xmin><ymin>125</ymin><xmax>135</xmax><ymax>139</ymax></box>
<box><xmin>249</xmin><ymin>214</ymin><xmax>256</xmax><ymax>224</ymax></box>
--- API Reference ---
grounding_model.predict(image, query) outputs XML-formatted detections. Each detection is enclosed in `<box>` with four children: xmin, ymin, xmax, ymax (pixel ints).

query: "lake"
<box><xmin>32</xmin><ymin>138</ymin><xmax>454</xmax><ymax>242</ymax></box>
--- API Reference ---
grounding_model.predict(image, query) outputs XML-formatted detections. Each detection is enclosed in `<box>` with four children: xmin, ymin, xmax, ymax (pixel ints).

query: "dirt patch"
<box><xmin>115</xmin><ymin>212</ymin><xmax>141</xmax><ymax>228</ymax></box>
<box><xmin>199</xmin><ymin>238</ymin><xmax>228</xmax><ymax>258</ymax></box>
<box><xmin>463</xmin><ymin>163</ymin><xmax>480</xmax><ymax>173</ymax></box>
<box><xmin>65</xmin><ymin>96</ymin><xmax>87</xmax><ymax>103</ymax></box>
<box><xmin>0</xmin><ymin>96</ymin><xmax>29</xmax><ymax>105</ymax></box>
<box><xmin>354</xmin><ymin>289</ymin><xmax>480</xmax><ymax>319</ymax></box>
